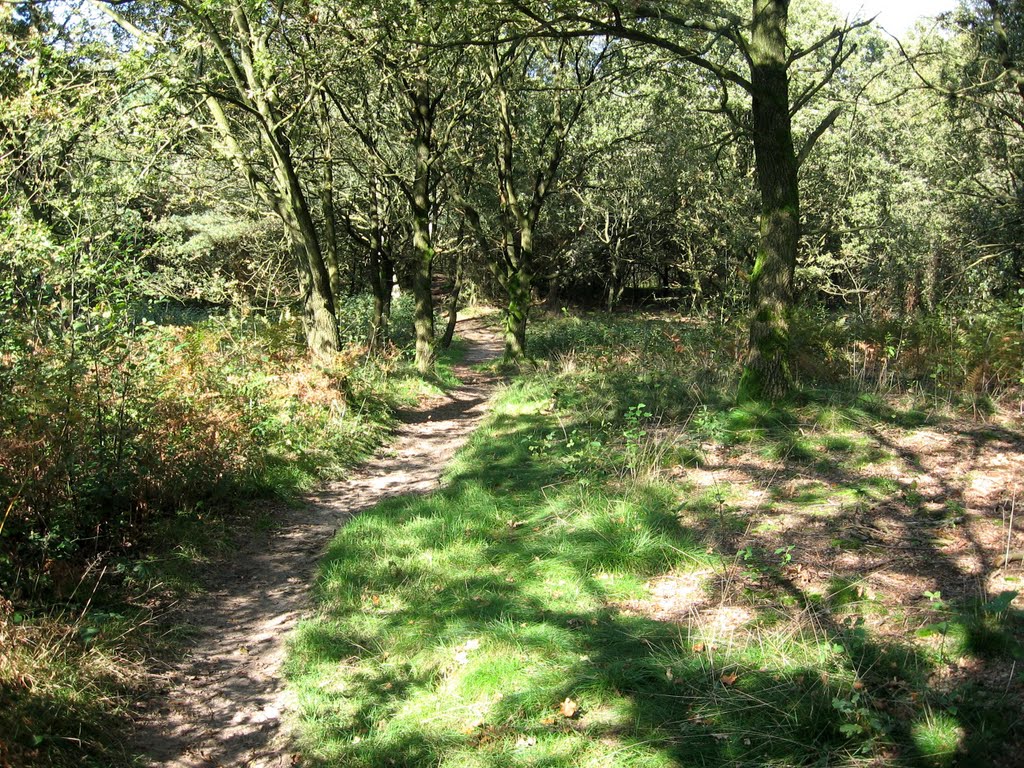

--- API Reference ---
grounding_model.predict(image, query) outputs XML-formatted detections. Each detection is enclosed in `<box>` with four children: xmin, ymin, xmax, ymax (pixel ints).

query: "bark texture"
<box><xmin>739</xmin><ymin>0</ymin><xmax>800</xmax><ymax>402</ymax></box>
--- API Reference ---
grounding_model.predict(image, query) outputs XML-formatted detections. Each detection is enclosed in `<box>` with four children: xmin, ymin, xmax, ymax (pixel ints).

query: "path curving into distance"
<box><xmin>132</xmin><ymin>315</ymin><xmax>504</xmax><ymax>767</ymax></box>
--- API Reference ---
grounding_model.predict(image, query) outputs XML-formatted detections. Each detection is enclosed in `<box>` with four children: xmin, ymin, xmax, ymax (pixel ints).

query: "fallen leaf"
<box><xmin>720</xmin><ymin>673</ymin><xmax>739</xmax><ymax>686</ymax></box>
<box><xmin>559</xmin><ymin>698</ymin><xmax>579</xmax><ymax>718</ymax></box>
<box><xmin>692</xmin><ymin>642</ymin><xmax>705</xmax><ymax>653</ymax></box>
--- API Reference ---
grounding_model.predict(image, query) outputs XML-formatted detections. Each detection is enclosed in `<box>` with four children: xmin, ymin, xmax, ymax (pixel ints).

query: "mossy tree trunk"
<box><xmin>268</xmin><ymin>129</ymin><xmax>341</xmax><ymax>358</ymax></box>
<box><xmin>552</xmin><ymin>1</ymin><xmax>863</xmax><ymax>400</ymax></box>
<box><xmin>195</xmin><ymin>3</ymin><xmax>340</xmax><ymax>357</ymax></box>
<box><xmin>367</xmin><ymin>179</ymin><xmax>395</xmax><ymax>352</ymax></box>
<box><xmin>319</xmin><ymin>93</ymin><xmax>343</xmax><ymax>300</ymax></box>
<box><xmin>409</xmin><ymin>72</ymin><xmax>436</xmax><ymax>374</ymax></box>
<box><xmin>206</xmin><ymin>92</ymin><xmax>340</xmax><ymax>358</ymax></box>
<box><xmin>441</xmin><ymin>244</ymin><xmax>464</xmax><ymax>350</ymax></box>
<box><xmin>503</xmin><ymin>219</ymin><xmax>533</xmax><ymax>359</ymax></box>
<box><xmin>738</xmin><ymin>0</ymin><xmax>799</xmax><ymax>402</ymax></box>
<box><xmin>485</xmin><ymin>40</ymin><xmax>591</xmax><ymax>362</ymax></box>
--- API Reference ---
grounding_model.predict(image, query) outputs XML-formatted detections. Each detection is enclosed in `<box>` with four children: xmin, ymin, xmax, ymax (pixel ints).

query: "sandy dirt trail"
<box><xmin>132</xmin><ymin>316</ymin><xmax>503</xmax><ymax>767</ymax></box>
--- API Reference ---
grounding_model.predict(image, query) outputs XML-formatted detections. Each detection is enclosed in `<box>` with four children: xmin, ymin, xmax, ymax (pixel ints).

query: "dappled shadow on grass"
<box><xmin>0</xmin><ymin>658</ymin><xmax>135</xmax><ymax>767</ymax></box>
<box><xmin>285</xmin><ymin>376</ymin><xmax>1024</xmax><ymax>767</ymax></box>
<box><xmin>680</xmin><ymin>389</ymin><xmax>1024</xmax><ymax>763</ymax></box>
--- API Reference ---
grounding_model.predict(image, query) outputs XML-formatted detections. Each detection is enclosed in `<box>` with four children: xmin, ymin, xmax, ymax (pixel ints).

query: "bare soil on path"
<box><xmin>131</xmin><ymin>316</ymin><xmax>503</xmax><ymax>767</ymax></box>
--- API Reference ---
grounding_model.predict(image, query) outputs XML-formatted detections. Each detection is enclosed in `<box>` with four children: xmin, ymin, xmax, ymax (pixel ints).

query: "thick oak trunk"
<box><xmin>739</xmin><ymin>0</ymin><xmax>800</xmax><ymax>402</ymax></box>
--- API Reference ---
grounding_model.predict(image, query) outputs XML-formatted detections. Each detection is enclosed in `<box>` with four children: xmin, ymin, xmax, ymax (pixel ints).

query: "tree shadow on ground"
<box><xmin>287</xmin><ymin>385</ymin><xmax>1024</xmax><ymax>767</ymax></box>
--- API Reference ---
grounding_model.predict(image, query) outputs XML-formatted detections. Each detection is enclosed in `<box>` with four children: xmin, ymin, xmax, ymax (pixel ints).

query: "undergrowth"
<box><xmin>0</xmin><ymin>294</ymin><xmax>454</xmax><ymax>767</ymax></box>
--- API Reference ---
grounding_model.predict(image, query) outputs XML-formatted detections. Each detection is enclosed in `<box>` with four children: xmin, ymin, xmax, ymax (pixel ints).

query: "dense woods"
<box><xmin>2</xmin><ymin>0</ymin><xmax>1023</xmax><ymax>766</ymax></box>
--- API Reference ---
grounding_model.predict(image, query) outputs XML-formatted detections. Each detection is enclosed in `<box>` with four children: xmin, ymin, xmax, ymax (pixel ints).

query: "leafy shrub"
<box><xmin>789</xmin><ymin>301</ymin><xmax>1024</xmax><ymax>404</ymax></box>
<box><xmin>0</xmin><ymin>305</ymin><xmax>399</xmax><ymax>601</ymax></box>
<box><xmin>334</xmin><ymin>292</ymin><xmax>418</xmax><ymax>348</ymax></box>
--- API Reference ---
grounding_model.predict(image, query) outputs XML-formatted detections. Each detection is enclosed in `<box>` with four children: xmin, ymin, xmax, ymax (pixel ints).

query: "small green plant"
<box><xmin>623</xmin><ymin>403</ymin><xmax>650</xmax><ymax>447</ymax></box>
<box><xmin>775</xmin><ymin>545</ymin><xmax>795</xmax><ymax>567</ymax></box>
<box><xmin>831</xmin><ymin>685</ymin><xmax>885</xmax><ymax>742</ymax></box>
<box><xmin>920</xmin><ymin>590</ymin><xmax>953</xmax><ymax>662</ymax></box>
<box><xmin>693</xmin><ymin>404</ymin><xmax>728</xmax><ymax>443</ymax></box>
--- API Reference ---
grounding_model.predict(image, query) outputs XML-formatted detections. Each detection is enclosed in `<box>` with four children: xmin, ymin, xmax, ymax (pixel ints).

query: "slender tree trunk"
<box><xmin>321</xmin><ymin>160</ymin><xmax>343</xmax><ymax>300</ymax></box>
<box><xmin>441</xmin><ymin>248</ymin><xmax>464</xmax><ymax>350</ymax></box>
<box><xmin>383</xmin><ymin>256</ymin><xmax>394</xmax><ymax>326</ymax></box>
<box><xmin>273</xmin><ymin>154</ymin><xmax>340</xmax><ymax>357</ymax></box>
<box><xmin>213</xmin><ymin>7</ymin><xmax>339</xmax><ymax>357</ymax></box>
<box><xmin>410</xmin><ymin>75</ymin><xmax>435</xmax><ymax>374</ymax></box>
<box><xmin>367</xmin><ymin>178</ymin><xmax>391</xmax><ymax>352</ymax></box>
<box><xmin>738</xmin><ymin>0</ymin><xmax>800</xmax><ymax>402</ymax></box>
<box><xmin>320</xmin><ymin>94</ymin><xmax>343</xmax><ymax>300</ymax></box>
<box><xmin>504</xmin><ymin>220</ymin><xmax>532</xmax><ymax>359</ymax></box>
<box><xmin>205</xmin><ymin>93</ymin><xmax>339</xmax><ymax>356</ymax></box>
<box><xmin>368</xmin><ymin>234</ymin><xmax>387</xmax><ymax>352</ymax></box>
<box><xmin>411</xmin><ymin>194</ymin><xmax>434</xmax><ymax>372</ymax></box>
<box><xmin>607</xmin><ymin>235</ymin><xmax>624</xmax><ymax>312</ymax></box>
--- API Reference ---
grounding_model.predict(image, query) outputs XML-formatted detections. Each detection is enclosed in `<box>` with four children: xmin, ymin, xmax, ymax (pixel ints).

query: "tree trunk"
<box><xmin>205</xmin><ymin>94</ymin><xmax>339</xmax><ymax>357</ymax></box>
<box><xmin>504</xmin><ymin>220</ymin><xmax>532</xmax><ymax>359</ymax></box>
<box><xmin>607</xmin><ymin>233</ymin><xmax>624</xmax><ymax>312</ymax></box>
<box><xmin>738</xmin><ymin>0</ymin><xmax>800</xmax><ymax>403</ymax></box>
<box><xmin>276</xmin><ymin>161</ymin><xmax>340</xmax><ymax>357</ymax></box>
<box><xmin>320</xmin><ymin>98</ymin><xmax>343</xmax><ymax>300</ymax></box>
<box><xmin>367</xmin><ymin>178</ymin><xmax>392</xmax><ymax>352</ymax></box>
<box><xmin>368</xmin><ymin>240</ymin><xmax>388</xmax><ymax>352</ymax></box>
<box><xmin>504</xmin><ymin>269</ymin><xmax>530</xmax><ymax>359</ymax></box>
<box><xmin>441</xmin><ymin>248</ymin><xmax>464</xmax><ymax>350</ymax></box>
<box><xmin>410</xmin><ymin>75</ymin><xmax>435</xmax><ymax>374</ymax></box>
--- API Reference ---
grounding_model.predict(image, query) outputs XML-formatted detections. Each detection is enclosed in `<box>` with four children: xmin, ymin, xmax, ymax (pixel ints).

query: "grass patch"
<box><xmin>0</xmin><ymin>601</ymin><xmax>154</xmax><ymax>768</ymax></box>
<box><xmin>289</xmin><ymin>312</ymin><xmax>1024</xmax><ymax>767</ymax></box>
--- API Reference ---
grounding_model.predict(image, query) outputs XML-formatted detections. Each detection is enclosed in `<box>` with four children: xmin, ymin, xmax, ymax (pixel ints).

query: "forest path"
<box><xmin>132</xmin><ymin>314</ymin><xmax>504</xmax><ymax>767</ymax></box>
